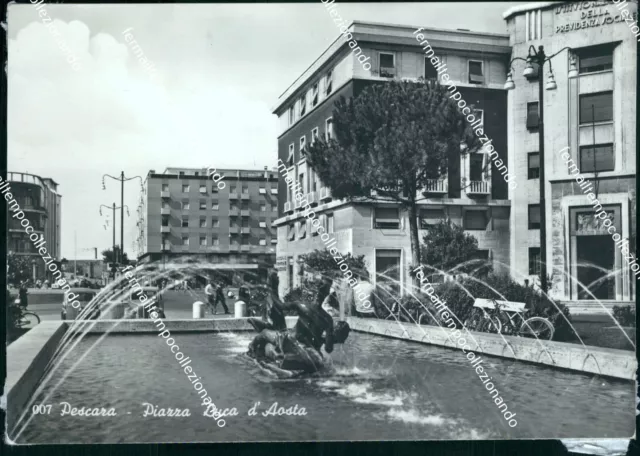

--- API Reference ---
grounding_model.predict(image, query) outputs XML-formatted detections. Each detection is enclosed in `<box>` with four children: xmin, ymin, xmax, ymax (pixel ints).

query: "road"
<box><xmin>27</xmin><ymin>290</ymin><xmax>240</xmax><ymax>322</ymax></box>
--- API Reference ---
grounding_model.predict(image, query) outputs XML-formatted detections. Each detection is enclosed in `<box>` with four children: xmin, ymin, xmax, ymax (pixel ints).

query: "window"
<box><xmin>298</xmin><ymin>95</ymin><xmax>306</xmax><ymax>118</ymax></box>
<box><xmin>271</xmin><ymin>204</ymin><xmax>278</xmax><ymax>212</ymax></box>
<box><xmin>463</xmin><ymin>210</ymin><xmax>488</xmax><ymax>230</ymax></box>
<box><xmin>288</xmin><ymin>143</ymin><xmax>295</xmax><ymax>166</ymax></box>
<box><xmin>182</xmin><ymin>236</ymin><xmax>189</xmax><ymax>246</ymax></box>
<box><xmin>473</xmin><ymin>250</ymin><xmax>490</xmax><ymax>260</ymax></box>
<box><xmin>325</xmin><ymin>117</ymin><xmax>333</xmax><ymax>141</ymax></box>
<box><xmin>288</xmin><ymin>106</ymin><xmax>295</xmax><ymax>126</ymax></box>
<box><xmin>473</xmin><ymin>109</ymin><xmax>484</xmax><ymax>127</ymax></box>
<box><xmin>376</xmin><ymin>250</ymin><xmax>401</xmax><ymax>294</ymax></box>
<box><xmin>162</xmin><ymin>184</ymin><xmax>169</xmax><ymax>191</ymax></box>
<box><xmin>194</xmin><ymin>172</ymin><xmax>199</xmax><ymax>177</ymax></box>
<box><xmin>260</xmin><ymin>202</ymin><xmax>266</xmax><ymax>212</ymax></box>
<box><xmin>182</xmin><ymin>216</ymin><xmax>189</xmax><ymax>228</ymax></box>
<box><xmin>325</xmin><ymin>70</ymin><xmax>333</xmax><ymax>95</ymax></box>
<box><xmin>379</xmin><ymin>53</ymin><xmax>395</xmax><ymax>78</ymax></box>
<box><xmin>259</xmin><ymin>238</ymin><xmax>267</xmax><ymax>246</ymax></box>
<box><xmin>579</xmin><ymin>92</ymin><xmax>613</xmax><ymax>124</ymax></box>
<box><xmin>469</xmin><ymin>154</ymin><xmax>484</xmax><ymax>181</ymax></box>
<box><xmin>212</xmin><ymin>203</ymin><xmax>219</xmax><ymax>210</ymax></box>
<box><xmin>212</xmin><ymin>237</ymin><xmax>219</xmax><ymax>246</ymax></box>
<box><xmin>311</xmin><ymin>82</ymin><xmax>319</xmax><ymax>107</ymax></box>
<box><xmin>199</xmin><ymin>200</ymin><xmax>207</xmax><ymax>210</ymax></box>
<box><xmin>298</xmin><ymin>173</ymin><xmax>305</xmax><ymax>194</ymax></box>
<box><xmin>161</xmin><ymin>216</ymin><xmax>169</xmax><ymax>227</ymax></box>
<box><xmin>162</xmin><ymin>201</ymin><xmax>170</xmax><ymax>209</ymax></box>
<box><xmin>299</xmin><ymin>220</ymin><xmax>307</xmax><ymax>239</ymax></box>
<box><xmin>526</xmin><ymin>102</ymin><xmax>539</xmax><ymax>130</ymax></box>
<box><xmin>528</xmin><ymin>205</ymin><xmax>541</xmax><ymax>229</ymax></box>
<box><xmin>199</xmin><ymin>184</ymin><xmax>207</xmax><ymax>193</ymax></box>
<box><xmin>288</xmin><ymin>223</ymin><xmax>296</xmax><ymax>241</ymax></box>
<box><xmin>179</xmin><ymin>171</ymin><xmax>185</xmax><ymax>178</ymax></box>
<box><xmin>468</xmin><ymin>60</ymin><xmax>484</xmax><ymax>84</ymax></box>
<box><xmin>578</xmin><ymin>44</ymin><xmax>613</xmax><ymax>74</ymax></box>
<box><xmin>425</xmin><ymin>57</ymin><xmax>438</xmax><ymax>80</ymax></box>
<box><xmin>528</xmin><ymin>247</ymin><xmax>542</xmax><ymax>275</ymax></box>
<box><xmin>528</xmin><ymin>153</ymin><xmax>540</xmax><ymax>179</ymax></box>
<box><xmin>181</xmin><ymin>201</ymin><xmax>190</xmax><ymax>210</ymax></box>
<box><xmin>211</xmin><ymin>218</ymin><xmax>219</xmax><ymax>227</ymax></box>
<box><xmin>311</xmin><ymin>127</ymin><xmax>319</xmax><ymax>145</ymax></box>
<box><xmin>199</xmin><ymin>218</ymin><xmax>206</xmax><ymax>228</ymax></box>
<box><xmin>299</xmin><ymin>136</ymin><xmax>306</xmax><ymax>155</ymax></box>
<box><xmin>182</xmin><ymin>184</ymin><xmax>190</xmax><ymax>193</ymax></box>
<box><xmin>580</xmin><ymin>144</ymin><xmax>614</xmax><ymax>173</ymax></box>
<box><xmin>327</xmin><ymin>214</ymin><xmax>334</xmax><ymax>233</ymax></box>
<box><xmin>242</xmin><ymin>186</ymin><xmax>249</xmax><ymax>194</ymax></box>
<box><xmin>200</xmin><ymin>236</ymin><xmax>207</xmax><ymax>246</ymax></box>
<box><xmin>419</xmin><ymin>209</ymin><xmax>445</xmax><ymax>229</ymax></box>
<box><xmin>374</xmin><ymin>207</ymin><xmax>400</xmax><ymax>229</ymax></box>
<box><xmin>230</xmin><ymin>185</ymin><xmax>237</xmax><ymax>194</ymax></box>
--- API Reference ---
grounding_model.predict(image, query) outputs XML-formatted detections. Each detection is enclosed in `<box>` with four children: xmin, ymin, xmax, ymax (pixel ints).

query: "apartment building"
<box><xmin>505</xmin><ymin>1</ymin><xmax>637</xmax><ymax>304</ymax></box>
<box><xmin>137</xmin><ymin>167</ymin><xmax>279</xmax><ymax>269</ymax></box>
<box><xmin>7</xmin><ymin>172</ymin><xmax>62</xmax><ymax>281</ymax></box>
<box><xmin>272</xmin><ymin>21</ymin><xmax>512</xmax><ymax>296</ymax></box>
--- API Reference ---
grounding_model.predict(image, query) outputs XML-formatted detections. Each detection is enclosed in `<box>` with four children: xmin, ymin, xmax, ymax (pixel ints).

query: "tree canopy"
<box><xmin>101</xmin><ymin>246</ymin><xmax>129</xmax><ymax>265</ymax></box>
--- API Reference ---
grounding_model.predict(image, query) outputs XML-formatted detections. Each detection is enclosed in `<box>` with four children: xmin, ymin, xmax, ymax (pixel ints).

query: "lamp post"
<box><xmin>504</xmin><ymin>45</ymin><xmax>578</xmax><ymax>292</ymax></box>
<box><xmin>31</xmin><ymin>259</ymin><xmax>37</xmax><ymax>283</ymax></box>
<box><xmin>100</xmin><ymin>203</ymin><xmax>130</xmax><ymax>265</ymax></box>
<box><xmin>102</xmin><ymin>172</ymin><xmax>142</xmax><ymax>264</ymax></box>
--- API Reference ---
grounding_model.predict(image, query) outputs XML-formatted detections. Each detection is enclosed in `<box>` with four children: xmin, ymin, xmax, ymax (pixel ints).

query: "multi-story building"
<box><xmin>137</xmin><ymin>167</ymin><xmax>279</xmax><ymax>272</ymax></box>
<box><xmin>272</xmin><ymin>21</ymin><xmax>513</xmax><ymax>295</ymax></box>
<box><xmin>504</xmin><ymin>1</ymin><xmax>637</xmax><ymax>306</ymax></box>
<box><xmin>7</xmin><ymin>172</ymin><xmax>62</xmax><ymax>281</ymax></box>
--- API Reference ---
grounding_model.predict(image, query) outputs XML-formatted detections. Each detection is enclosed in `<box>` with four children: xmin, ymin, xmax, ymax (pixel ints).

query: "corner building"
<box><xmin>504</xmin><ymin>1</ymin><xmax>637</xmax><ymax>307</ymax></box>
<box><xmin>272</xmin><ymin>21</ymin><xmax>513</xmax><ymax>296</ymax></box>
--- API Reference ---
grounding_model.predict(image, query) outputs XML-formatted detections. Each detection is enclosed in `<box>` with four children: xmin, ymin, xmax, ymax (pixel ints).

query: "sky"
<box><xmin>8</xmin><ymin>1</ymin><xmax>526</xmax><ymax>260</ymax></box>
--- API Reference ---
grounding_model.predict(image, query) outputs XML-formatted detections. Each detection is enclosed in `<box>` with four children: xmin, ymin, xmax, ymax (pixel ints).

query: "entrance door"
<box><xmin>576</xmin><ymin>235</ymin><xmax>615</xmax><ymax>300</ymax></box>
<box><xmin>375</xmin><ymin>249</ymin><xmax>402</xmax><ymax>296</ymax></box>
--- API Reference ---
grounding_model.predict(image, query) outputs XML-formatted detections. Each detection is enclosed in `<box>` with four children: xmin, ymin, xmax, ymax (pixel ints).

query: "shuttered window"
<box><xmin>463</xmin><ymin>210</ymin><xmax>488</xmax><ymax>230</ymax></box>
<box><xmin>579</xmin><ymin>92</ymin><xmax>613</xmax><ymax>124</ymax></box>
<box><xmin>528</xmin><ymin>205</ymin><xmax>541</xmax><ymax>229</ymax></box>
<box><xmin>419</xmin><ymin>209</ymin><xmax>445</xmax><ymax>229</ymax></box>
<box><xmin>374</xmin><ymin>207</ymin><xmax>400</xmax><ymax>229</ymax></box>
<box><xmin>580</xmin><ymin>144</ymin><xmax>614</xmax><ymax>172</ymax></box>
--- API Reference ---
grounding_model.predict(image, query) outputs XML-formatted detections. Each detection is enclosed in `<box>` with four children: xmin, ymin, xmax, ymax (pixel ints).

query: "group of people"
<box><xmin>204</xmin><ymin>280</ymin><xmax>230</xmax><ymax>315</ymax></box>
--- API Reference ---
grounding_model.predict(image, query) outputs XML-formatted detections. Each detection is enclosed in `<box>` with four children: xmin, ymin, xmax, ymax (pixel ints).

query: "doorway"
<box><xmin>576</xmin><ymin>235</ymin><xmax>615</xmax><ymax>300</ymax></box>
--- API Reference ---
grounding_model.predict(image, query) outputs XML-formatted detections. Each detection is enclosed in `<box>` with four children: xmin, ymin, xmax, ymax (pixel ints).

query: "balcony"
<box><xmin>240</xmin><ymin>245</ymin><xmax>251</xmax><ymax>252</ymax></box>
<box><xmin>229</xmin><ymin>193</ymin><xmax>239</xmax><ymax>199</ymax></box>
<box><xmin>306</xmin><ymin>191</ymin><xmax>318</xmax><ymax>206</ymax></box>
<box><xmin>259</xmin><ymin>221</ymin><xmax>267</xmax><ymax>228</ymax></box>
<box><xmin>240</xmin><ymin>209</ymin><xmax>251</xmax><ymax>217</ymax></box>
<box><xmin>466</xmin><ymin>180</ymin><xmax>490</xmax><ymax>195</ymax></box>
<box><xmin>319</xmin><ymin>187</ymin><xmax>332</xmax><ymax>201</ymax></box>
<box><xmin>241</xmin><ymin>193</ymin><xmax>250</xmax><ymax>200</ymax></box>
<box><xmin>229</xmin><ymin>244</ymin><xmax>240</xmax><ymax>251</ymax></box>
<box><xmin>161</xmin><ymin>208</ymin><xmax>170</xmax><ymax>215</ymax></box>
<box><xmin>294</xmin><ymin>199</ymin><xmax>304</xmax><ymax>210</ymax></box>
<box><xmin>271</xmin><ymin>238</ymin><xmax>278</xmax><ymax>244</ymax></box>
<box><xmin>259</xmin><ymin>188</ymin><xmax>266</xmax><ymax>194</ymax></box>
<box><xmin>379</xmin><ymin>66</ymin><xmax>396</xmax><ymax>78</ymax></box>
<box><xmin>229</xmin><ymin>226</ymin><xmax>240</xmax><ymax>234</ymax></box>
<box><xmin>161</xmin><ymin>191</ymin><xmax>170</xmax><ymax>198</ymax></box>
<box><xmin>284</xmin><ymin>201</ymin><xmax>293</xmax><ymax>213</ymax></box>
<box><xmin>161</xmin><ymin>226</ymin><xmax>170</xmax><ymax>233</ymax></box>
<box><xmin>229</xmin><ymin>208</ymin><xmax>240</xmax><ymax>216</ymax></box>
<box><xmin>423</xmin><ymin>179</ymin><xmax>448</xmax><ymax>195</ymax></box>
<box><xmin>161</xmin><ymin>243</ymin><xmax>171</xmax><ymax>251</ymax></box>
<box><xmin>271</xmin><ymin>188</ymin><xmax>278</xmax><ymax>194</ymax></box>
<box><xmin>241</xmin><ymin>227</ymin><xmax>251</xmax><ymax>234</ymax></box>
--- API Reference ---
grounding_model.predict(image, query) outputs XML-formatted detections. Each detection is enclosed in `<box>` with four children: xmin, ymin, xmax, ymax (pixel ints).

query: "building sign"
<box><xmin>555</xmin><ymin>1</ymin><xmax>637</xmax><ymax>34</ymax></box>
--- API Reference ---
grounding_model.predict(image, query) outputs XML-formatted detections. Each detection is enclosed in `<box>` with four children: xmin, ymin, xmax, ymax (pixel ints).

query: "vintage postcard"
<box><xmin>4</xmin><ymin>0</ymin><xmax>637</xmax><ymax>447</ymax></box>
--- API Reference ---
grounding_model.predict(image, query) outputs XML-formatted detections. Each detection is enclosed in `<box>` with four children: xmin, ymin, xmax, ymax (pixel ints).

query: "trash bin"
<box><xmin>193</xmin><ymin>301</ymin><xmax>205</xmax><ymax>319</ymax></box>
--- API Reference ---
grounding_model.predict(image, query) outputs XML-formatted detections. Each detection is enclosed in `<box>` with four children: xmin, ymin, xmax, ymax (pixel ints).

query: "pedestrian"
<box><xmin>215</xmin><ymin>282</ymin><xmax>231</xmax><ymax>315</ymax></box>
<box><xmin>204</xmin><ymin>280</ymin><xmax>216</xmax><ymax>315</ymax></box>
<box><xmin>268</xmin><ymin>269</ymin><xmax>280</xmax><ymax>298</ymax></box>
<box><xmin>18</xmin><ymin>281</ymin><xmax>29</xmax><ymax>308</ymax></box>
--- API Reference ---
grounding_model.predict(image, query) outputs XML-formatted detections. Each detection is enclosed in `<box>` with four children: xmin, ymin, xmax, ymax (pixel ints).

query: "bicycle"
<box><xmin>465</xmin><ymin>298</ymin><xmax>555</xmax><ymax>341</ymax></box>
<box><xmin>10</xmin><ymin>299</ymin><xmax>41</xmax><ymax>328</ymax></box>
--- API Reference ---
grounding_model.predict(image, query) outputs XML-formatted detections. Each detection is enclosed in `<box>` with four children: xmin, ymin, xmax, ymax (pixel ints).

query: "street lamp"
<box><xmin>504</xmin><ymin>45</ymin><xmax>578</xmax><ymax>292</ymax></box>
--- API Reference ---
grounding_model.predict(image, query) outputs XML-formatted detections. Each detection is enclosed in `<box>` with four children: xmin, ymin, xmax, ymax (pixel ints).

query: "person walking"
<box><xmin>204</xmin><ymin>280</ymin><xmax>216</xmax><ymax>315</ymax></box>
<box><xmin>268</xmin><ymin>269</ymin><xmax>280</xmax><ymax>298</ymax></box>
<box><xmin>215</xmin><ymin>282</ymin><xmax>230</xmax><ymax>315</ymax></box>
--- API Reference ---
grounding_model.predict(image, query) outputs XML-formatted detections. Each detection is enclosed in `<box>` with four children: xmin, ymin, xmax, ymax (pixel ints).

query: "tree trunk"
<box><xmin>407</xmin><ymin>202</ymin><xmax>421</xmax><ymax>286</ymax></box>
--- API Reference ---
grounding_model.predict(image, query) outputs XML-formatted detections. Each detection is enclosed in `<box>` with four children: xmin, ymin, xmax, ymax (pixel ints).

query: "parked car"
<box><xmin>61</xmin><ymin>288</ymin><xmax>100</xmax><ymax>320</ymax></box>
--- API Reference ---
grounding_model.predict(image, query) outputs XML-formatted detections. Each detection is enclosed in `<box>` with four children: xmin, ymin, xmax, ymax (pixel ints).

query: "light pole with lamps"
<box><xmin>102</xmin><ymin>172</ymin><xmax>143</xmax><ymax>264</ymax></box>
<box><xmin>100</xmin><ymin>203</ymin><xmax>129</xmax><ymax>265</ymax></box>
<box><xmin>504</xmin><ymin>45</ymin><xmax>579</xmax><ymax>292</ymax></box>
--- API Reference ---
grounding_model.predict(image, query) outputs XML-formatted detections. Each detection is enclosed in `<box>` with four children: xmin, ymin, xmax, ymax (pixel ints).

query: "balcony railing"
<box><xmin>259</xmin><ymin>188</ymin><xmax>266</xmax><ymax>194</ymax></box>
<box><xmin>241</xmin><ymin>227</ymin><xmax>251</xmax><ymax>234</ymax></box>
<box><xmin>161</xmin><ymin>226</ymin><xmax>170</xmax><ymax>233</ymax></box>
<box><xmin>229</xmin><ymin>193</ymin><xmax>239</xmax><ymax>199</ymax></box>
<box><xmin>161</xmin><ymin>191</ymin><xmax>170</xmax><ymax>198</ymax></box>
<box><xmin>379</xmin><ymin>66</ymin><xmax>397</xmax><ymax>78</ymax></box>
<box><xmin>294</xmin><ymin>199</ymin><xmax>304</xmax><ymax>210</ymax></box>
<box><xmin>161</xmin><ymin>208</ymin><xmax>170</xmax><ymax>215</ymax></box>
<box><xmin>241</xmin><ymin>193</ymin><xmax>250</xmax><ymax>200</ymax></box>
<box><xmin>423</xmin><ymin>179</ymin><xmax>448</xmax><ymax>195</ymax></box>
<box><xmin>319</xmin><ymin>187</ymin><xmax>332</xmax><ymax>201</ymax></box>
<box><xmin>271</xmin><ymin>188</ymin><xmax>278</xmax><ymax>194</ymax></box>
<box><xmin>229</xmin><ymin>244</ymin><xmax>240</xmax><ymax>251</ymax></box>
<box><xmin>240</xmin><ymin>245</ymin><xmax>251</xmax><ymax>252</ymax></box>
<box><xmin>240</xmin><ymin>209</ymin><xmax>251</xmax><ymax>216</ymax></box>
<box><xmin>284</xmin><ymin>201</ymin><xmax>293</xmax><ymax>213</ymax></box>
<box><xmin>229</xmin><ymin>226</ymin><xmax>240</xmax><ymax>234</ymax></box>
<box><xmin>466</xmin><ymin>180</ymin><xmax>490</xmax><ymax>195</ymax></box>
<box><xmin>229</xmin><ymin>208</ymin><xmax>240</xmax><ymax>216</ymax></box>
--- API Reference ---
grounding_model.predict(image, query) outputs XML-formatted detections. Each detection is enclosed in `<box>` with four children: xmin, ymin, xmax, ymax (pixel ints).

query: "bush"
<box><xmin>612</xmin><ymin>306</ymin><xmax>636</xmax><ymax>327</ymax></box>
<box><xmin>282</xmin><ymin>278</ymin><xmax>323</xmax><ymax>315</ymax></box>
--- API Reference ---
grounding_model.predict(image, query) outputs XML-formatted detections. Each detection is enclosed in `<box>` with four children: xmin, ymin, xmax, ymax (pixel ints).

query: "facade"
<box><xmin>504</xmin><ymin>1</ymin><xmax>637</xmax><ymax>305</ymax></box>
<box><xmin>137</xmin><ymin>167</ymin><xmax>279</xmax><ymax>269</ymax></box>
<box><xmin>7</xmin><ymin>172</ymin><xmax>62</xmax><ymax>281</ymax></box>
<box><xmin>272</xmin><ymin>21</ymin><xmax>513</xmax><ymax>296</ymax></box>
<box><xmin>67</xmin><ymin>259</ymin><xmax>105</xmax><ymax>280</ymax></box>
